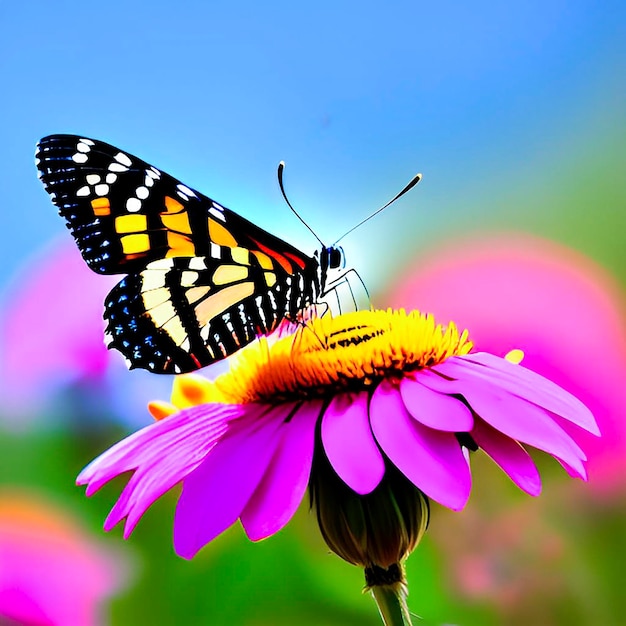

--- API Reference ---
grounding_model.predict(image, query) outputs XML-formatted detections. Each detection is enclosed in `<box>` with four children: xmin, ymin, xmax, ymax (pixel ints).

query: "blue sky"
<box><xmin>1</xmin><ymin>0</ymin><xmax>624</xmax><ymax>296</ymax></box>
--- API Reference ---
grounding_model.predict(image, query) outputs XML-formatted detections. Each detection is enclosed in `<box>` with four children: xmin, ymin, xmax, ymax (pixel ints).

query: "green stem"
<box><xmin>366</xmin><ymin>565</ymin><xmax>413</xmax><ymax>626</ymax></box>
<box><xmin>370</xmin><ymin>583</ymin><xmax>414</xmax><ymax>626</ymax></box>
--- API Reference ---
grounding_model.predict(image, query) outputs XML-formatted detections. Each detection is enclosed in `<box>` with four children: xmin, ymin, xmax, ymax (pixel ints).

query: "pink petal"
<box><xmin>559</xmin><ymin>459</ymin><xmax>588</xmax><ymax>480</ymax></box>
<box><xmin>400</xmin><ymin>376</ymin><xmax>474</xmax><ymax>431</ymax></box>
<box><xmin>471</xmin><ymin>419</ymin><xmax>542</xmax><ymax>495</ymax></box>
<box><xmin>173</xmin><ymin>405</ymin><xmax>291</xmax><ymax>559</ymax></box>
<box><xmin>79</xmin><ymin>405</ymin><xmax>241</xmax><ymax>536</ymax></box>
<box><xmin>385</xmin><ymin>235</ymin><xmax>625</xmax><ymax>493</ymax></box>
<box><xmin>321</xmin><ymin>392</ymin><xmax>385</xmax><ymax>495</ymax></box>
<box><xmin>370</xmin><ymin>381</ymin><xmax>471</xmax><ymax>510</ymax></box>
<box><xmin>241</xmin><ymin>401</ymin><xmax>322</xmax><ymax>541</ymax></box>
<box><xmin>419</xmin><ymin>370</ymin><xmax>588</xmax><ymax>479</ymax></box>
<box><xmin>77</xmin><ymin>403</ymin><xmax>238</xmax><ymax>494</ymax></box>
<box><xmin>440</xmin><ymin>353</ymin><xmax>599</xmax><ymax>435</ymax></box>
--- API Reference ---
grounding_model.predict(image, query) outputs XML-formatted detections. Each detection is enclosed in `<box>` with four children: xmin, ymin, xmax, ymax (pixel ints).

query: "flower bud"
<box><xmin>310</xmin><ymin>445</ymin><xmax>429</xmax><ymax>577</ymax></box>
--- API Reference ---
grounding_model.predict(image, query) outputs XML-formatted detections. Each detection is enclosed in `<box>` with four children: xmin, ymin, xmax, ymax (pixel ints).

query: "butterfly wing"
<box><xmin>36</xmin><ymin>134</ymin><xmax>321</xmax><ymax>373</ymax></box>
<box><xmin>107</xmin><ymin>248</ymin><xmax>316</xmax><ymax>374</ymax></box>
<box><xmin>35</xmin><ymin>134</ymin><xmax>316</xmax><ymax>277</ymax></box>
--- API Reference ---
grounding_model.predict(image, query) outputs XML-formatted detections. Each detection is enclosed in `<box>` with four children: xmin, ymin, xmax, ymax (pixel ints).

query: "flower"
<box><xmin>384</xmin><ymin>233</ymin><xmax>626</xmax><ymax>496</ymax></box>
<box><xmin>77</xmin><ymin>308</ymin><xmax>597</xmax><ymax>573</ymax></box>
<box><xmin>0</xmin><ymin>239</ymin><xmax>171</xmax><ymax>427</ymax></box>
<box><xmin>0</xmin><ymin>241</ymin><xmax>115</xmax><ymax>416</ymax></box>
<box><xmin>0</xmin><ymin>489</ymin><xmax>128</xmax><ymax>626</ymax></box>
<box><xmin>430</xmin><ymin>500</ymin><xmax>566</xmax><ymax>621</ymax></box>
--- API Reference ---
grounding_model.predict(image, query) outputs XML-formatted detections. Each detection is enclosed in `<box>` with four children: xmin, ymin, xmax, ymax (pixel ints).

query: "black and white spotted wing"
<box><xmin>106</xmin><ymin>250</ymin><xmax>318</xmax><ymax>374</ymax></box>
<box><xmin>36</xmin><ymin>134</ymin><xmax>325</xmax><ymax>374</ymax></box>
<box><xmin>35</xmin><ymin>134</ymin><xmax>317</xmax><ymax>275</ymax></box>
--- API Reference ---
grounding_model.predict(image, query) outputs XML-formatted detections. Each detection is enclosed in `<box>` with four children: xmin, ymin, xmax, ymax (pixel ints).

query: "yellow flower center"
<box><xmin>151</xmin><ymin>310</ymin><xmax>472</xmax><ymax>415</ymax></box>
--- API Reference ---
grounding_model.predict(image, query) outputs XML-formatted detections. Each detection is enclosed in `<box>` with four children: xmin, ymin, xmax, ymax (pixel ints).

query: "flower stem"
<box><xmin>366</xmin><ymin>564</ymin><xmax>413</xmax><ymax>626</ymax></box>
<box><xmin>370</xmin><ymin>583</ymin><xmax>413</xmax><ymax>626</ymax></box>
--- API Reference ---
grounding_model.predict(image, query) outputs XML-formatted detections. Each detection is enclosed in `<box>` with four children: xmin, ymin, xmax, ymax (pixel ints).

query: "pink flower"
<box><xmin>431</xmin><ymin>503</ymin><xmax>566</xmax><ymax>618</ymax></box>
<box><xmin>0</xmin><ymin>239</ymin><xmax>170</xmax><ymax>425</ymax></box>
<box><xmin>0</xmin><ymin>490</ymin><xmax>127</xmax><ymax>626</ymax></box>
<box><xmin>77</xmin><ymin>309</ymin><xmax>597</xmax><ymax>563</ymax></box>
<box><xmin>0</xmin><ymin>240</ymin><xmax>116</xmax><ymax>416</ymax></box>
<box><xmin>384</xmin><ymin>233</ymin><xmax>626</xmax><ymax>495</ymax></box>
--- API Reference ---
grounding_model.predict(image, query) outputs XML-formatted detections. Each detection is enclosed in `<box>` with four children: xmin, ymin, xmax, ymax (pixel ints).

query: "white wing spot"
<box><xmin>177</xmin><ymin>184</ymin><xmax>195</xmax><ymax>197</ymax></box>
<box><xmin>210</xmin><ymin>242</ymin><xmax>221</xmax><ymax>258</ymax></box>
<box><xmin>126</xmin><ymin>197</ymin><xmax>142</xmax><ymax>212</ymax></box>
<box><xmin>181</xmin><ymin>270</ymin><xmax>199</xmax><ymax>286</ymax></box>
<box><xmin>144</xmin><ymin>175</ymin><xmax>154</xmax><ymax>187</ymax></box>
<box><xmin>86</xmin><ymin>174</ymin><xmax>101</xmax><ymax>185</ymax></box>
<box><xmin>209</xmin><ymin>206</ymin><xmax>226</xmax><ymax>221</ymax></box>
<box><xmin>76</xmin><ymin>185</ymin><xmax>91</xmax><ymax>197</ymax></box>
<box><xmin>149</xmin><ymin>167</ymin><xmax>161</xmax><ymax>178</ymax></box>
<box><xmin>255</xmin><ymin>295</ymin><xmax>267</xmax><ymax>326</ymax></box>
<box><xmin>114</xmin><ymin>152</ymin><xmax>132</xmax><ymax>167</ymax></box>
<box><xmin>136</xmin><ymin>186</ymin><xmax>149</xmax><ymax>199</ymax></box>
<box><xmin>146</xmin><ymin>258</ymin><xmax>175</xmax><ymax>270</ymax></box>
<box><xmin>268</xmin><ymin>291</ymin><xmax>277</xmax><ymax>310</ymax></box>
<box><xmin>72</xmin><ymin>153</ymin><xmax>88</xmax><ymax>164</ymax></box>
<box><xmin>106</xmin><ymin>173</ymin><xmax>118</xmax><ymax>184</ymax></box>
<box><xmin>95</xmin><ymin>184</ymin><xmax>109</xmax><ymax>196</ymax></box>
<box><xmin>188</xmin><ymin>257</ymin><xmax>207</xmax><ymax>271</ymax></box>
<box><xmin>109</xmin><ymin>162</ymin><xmax>129</xmax><ymax>173</ymax></box>
<box><xmin>79</xmin><ymin>138</ymin><xmax>95</xmax><ymax>146</ymax></box>
<box><xmin>141</xmin><ymin>269</ymin><xmax>168</xmax><ymax>289</ymax></box>
<box><xmin>76</xmin><ymin>142</ymin><xmax>91</xmax><ymax>153</ymax></box>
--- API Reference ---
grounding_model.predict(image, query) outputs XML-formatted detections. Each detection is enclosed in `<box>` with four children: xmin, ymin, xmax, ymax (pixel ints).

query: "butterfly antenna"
<box><xmin>333</xmin><ymin>172</ymin><xmax>422</xmax><ymax>246</ymax></box>
<box><xmin>278</xmin><ymin>161</ymin><xmax>324</xmax><ymax>247</ymax></box>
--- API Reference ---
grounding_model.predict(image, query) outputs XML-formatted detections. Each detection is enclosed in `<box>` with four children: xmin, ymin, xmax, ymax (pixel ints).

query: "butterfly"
<box><xmin>35</xmin><ymin>135</ymin><xmax>347</xmax><ymax>374</ymax></box>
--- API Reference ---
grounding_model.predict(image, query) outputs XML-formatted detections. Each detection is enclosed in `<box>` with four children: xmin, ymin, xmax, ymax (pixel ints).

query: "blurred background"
<box><xmin>1</xmin><ymin>1</ymin><xmax>625</xmax><ymax>624</ymax></box>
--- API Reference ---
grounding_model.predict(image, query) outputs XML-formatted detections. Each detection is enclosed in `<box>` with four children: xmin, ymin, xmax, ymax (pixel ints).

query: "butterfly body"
<box><xmin>36</xmin><ymin>135</ymin><xmax>339</xmax><ymax>374</ymax></box>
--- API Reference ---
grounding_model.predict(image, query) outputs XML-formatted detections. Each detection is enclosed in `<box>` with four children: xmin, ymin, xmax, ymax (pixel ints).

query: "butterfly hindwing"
<box><xmin>105</xmin><ymin>247</ymin><xmax>318</xmax><ymax>374</ymax></box>
<box><xmin>35</xmin><ymin>134</ymin><xmax>316</xmax><ymax>277</ymax></box>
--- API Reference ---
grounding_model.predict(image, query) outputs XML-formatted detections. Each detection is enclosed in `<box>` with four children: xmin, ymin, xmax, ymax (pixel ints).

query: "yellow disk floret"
<box><xmin>148</xmin><ymin>309</ymin><xmax>473</xmax><ymax>417</ymax></box>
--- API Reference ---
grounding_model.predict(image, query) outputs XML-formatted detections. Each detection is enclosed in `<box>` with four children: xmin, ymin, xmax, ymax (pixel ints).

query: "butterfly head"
<box><xmin>317</xmin><ymin>245</ymin><xmax>345</xmax><ymax>288</ymax></box>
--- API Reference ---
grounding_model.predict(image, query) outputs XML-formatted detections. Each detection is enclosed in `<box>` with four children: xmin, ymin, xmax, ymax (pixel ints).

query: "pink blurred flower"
<box><xmin>77</xmin><ymin>309</ymin><xmax>597</xmax><ymax>560</ymax></box>
<box><xmin>385</xmin><ymin>233</ymin><xmax>626</xmax><ymax>495</ymax></box>
<box><xmin>431</xmin><ymin>501</ymin><xmax>567</xmax><ymax>623</ymax></box>
<box><xmin>0</xmin><ymin>239</ymin><xmax>170</xmax><ymax>425</ymax></box>
<box><xmin>0</xmin><ymin>240</ymin><xmax>116</xmax><ymax>416</ymax></box>
<box><xmin>0</xmin><ymin>490</ymin><xmax>127</xmax><ymax>626</ymax></box>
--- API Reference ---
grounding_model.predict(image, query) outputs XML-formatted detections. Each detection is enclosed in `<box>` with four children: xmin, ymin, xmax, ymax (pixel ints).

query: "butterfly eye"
<box><xmin>326</xmin><ymin>246</ymin><xmax>345</xmax><ymax>270</ymax></box>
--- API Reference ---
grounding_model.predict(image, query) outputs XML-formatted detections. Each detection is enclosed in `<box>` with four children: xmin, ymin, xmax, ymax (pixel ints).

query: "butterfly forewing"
<box><xmin>36</xmin><ymin>134</ymin><xmax>322</xmax><ymax>373</ymax></box>
<box><xmin>35</xmin><ymin>134</ymin><xmax>316</xmax><ymax>276</ymax></box>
